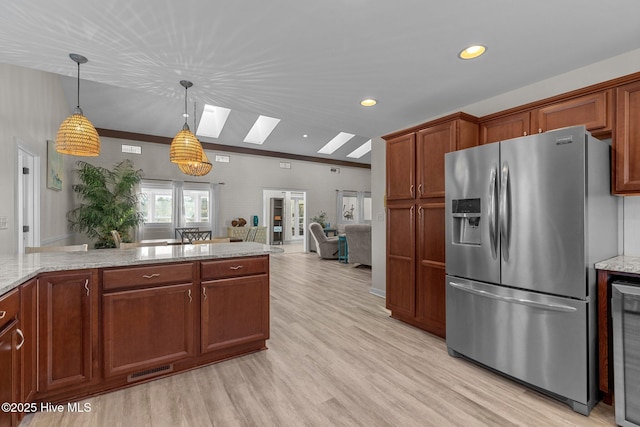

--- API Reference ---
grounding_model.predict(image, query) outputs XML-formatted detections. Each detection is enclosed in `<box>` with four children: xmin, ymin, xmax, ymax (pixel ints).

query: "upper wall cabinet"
<box><xmin>480</xmin><ymin>111</ymin><xmax>531</xmax><ymax>145</ymax></box>
<box><xmin>416</xmin><ymin>117</ymin><xmax>478</xmax><ymax>198</ymax></box>
<box><xmin>386</xmin><ymin>133</ymin><xmax>416</xmax><ymax>201</ymax></box>
<box><xmin>614</xmin><ymin>81</ymin><xmax>640</xmax><ymax>194</ymax></box>
<box><xmin>532</xmin><ymin>90</ymin><xmax>613</xmax><ymax>137</ymax></box>
<box><xmin>480</xmin><ymin>90</ymin><xmax>613</xmax><ymax>145</ymax></box>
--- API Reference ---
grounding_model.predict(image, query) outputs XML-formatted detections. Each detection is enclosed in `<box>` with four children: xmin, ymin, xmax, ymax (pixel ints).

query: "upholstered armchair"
<box><xmin>309</xmin><ymin>222</ymin><xmax>339</xmax><ymax>259</ymax></box>
<box><xmin>345</xmin><ymin>224</ymin><xmax>371</xmax><ymax>266</ymax></box>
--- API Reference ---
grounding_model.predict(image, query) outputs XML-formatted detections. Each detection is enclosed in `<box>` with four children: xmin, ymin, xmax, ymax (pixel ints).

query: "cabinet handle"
<box><xmin>84</xmin><ymin>279</ymin><xmax>89</xmax><ymax>296</ymax></box>
<box><xmin>410</xmin><ymin>184</ymin><xmax>414</xmax><ymax>197</ymax></box>
<box><xmin>0</xmin><ymin>311</ymin><xmax>5</xmax><ymax>319</ymax></box>
<box><xmin>229</xmin><ymin>265</ymin><xmax>244</xmax><ymax>270</ymax></box>
<box><xmin>524</xmin><ymin>131</ymin><xmax>527</xmax><ymax>136</ymax></box>
<box><xmin>538</xmin><ymin>128</ymin><xmax>543</xmax><ymax>133</ymax></box>
<box><xmin>188</xmin><ymin>289</ymin><xmax>192</xmax><ymax>303</ymax></box>
<box><xmin>418</xmin><ymin>184</ymin><xmax>423</xmax><ymax>196</ymax></box>
<box><xmin>16</xmin><ymin>328</ymin><xmax>25</xmax><ymax>350</ymax></box>
<box><xmin>202</xmin><ymin>287</ymin><xmax>207</xmax><ymax>301</ymax></box>
<box><xmin>142</xmin><ymin>274</ymin><xmax>160</xmax><ymax>279</ymax></box>
<box><xmin>418</xmin><ymin>206</ymin><xmax>423</xmax><ymax>216</ymax></box>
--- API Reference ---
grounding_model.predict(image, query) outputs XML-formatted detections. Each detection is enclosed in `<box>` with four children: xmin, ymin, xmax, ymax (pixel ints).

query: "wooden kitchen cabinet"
<box><xmin>415</xmin><ymin>201</ymin><xmax>446</xmax><ymax>337</ymax></box>
<box><xmin>416</xmin><ymin>117</ymin><xmax>477</xmax><ymax>198</ymax></box>
<box><xmin>0</xmin><ymin>251</ymin><xmax>273</xmax><ymax>422</ymax></box>
<box><xmin>384</xmin><ymin>113</ymin><xmax>478</xmax><ymax>338</ymax></box>
<box><xmin>386</xmin><ymin>133</ymin><xmax>416</xmax><ymax>201</ymax></box>
<box><xmin>532</xmin><ymin>90</ymin><xmax>612</xmax><ymax>136</ymax></box>
<box><xmin>38</xmin><ymin>270</ymin><xmax>98</xmax><ymax>394</ymax></box>
<box><xmin>201</xmin><ymin>276</ymin><xmax>269</xmax><ymax>353</ymax></box>
<box><xmin>480</xmin><ymin>90</ymin><xmax>612</xmax><ymax>145</ymax></box>
<box><xmin>200</xmin><ymin>257</ymin><xmax>269</xmax><ymax>354</ymax></box>
<box><xmin>614</xmin><ymin>80</ymin><xmax>640</xmax><ymax>194</ymax></box>
<box><xmin>0</xmin><ymin>290</ymin><xmax>21</xmax><ymax>427</ymax></box>
<box><xmin>480</xmin><ymin>111</ymin><xmax>531</xmax><ymax>145</ymax></box>
<box><xmin>386</xmin><ymin>201</ymin><xmax>416</xmax><ymax>318</ymax></box>
<box><xmin>19</xmin><ymin>279</ymin><xmax>36</xmax><ymax>407</ymax></box>
<box><xmin>103</xmin><ymin>283</ymin><xmax>195</xmax><ymax>378</ymax></box>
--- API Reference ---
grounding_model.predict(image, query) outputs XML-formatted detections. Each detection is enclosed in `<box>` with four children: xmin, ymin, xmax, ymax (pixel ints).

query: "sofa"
<box><xmin>309</xmin><ymin>222</ymin><xmax>339</xmax><ymax>259</ymax></box>
<box><xmin>345</xmin><ymin>224</ymin><xmax>371</xmax><ymax>266</ymax></box>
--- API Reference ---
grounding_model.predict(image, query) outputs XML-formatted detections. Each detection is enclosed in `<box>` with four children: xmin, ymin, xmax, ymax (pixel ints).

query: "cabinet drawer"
<box><xmin>201</xmin><ymin>256</ymin><xmax>268</xmax><ymax>280</ymax></box>
<box><xmin>0</xmin><ymin>288</ymin><xmax>19</xmax><ymax>331</ymax></box>
<box><xmin>103</xmin><ymin>263</ymin><xmax>194</xmax><ymax>291</ymax></box>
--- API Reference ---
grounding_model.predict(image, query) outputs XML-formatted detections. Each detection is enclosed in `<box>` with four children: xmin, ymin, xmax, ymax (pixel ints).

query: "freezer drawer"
<box><xmin>446</xmin><ymin>276</ymin><xmax>594</xmax><ymax>414</ymax></box>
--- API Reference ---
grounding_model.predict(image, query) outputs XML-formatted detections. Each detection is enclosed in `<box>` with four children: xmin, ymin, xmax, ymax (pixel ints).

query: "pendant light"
<box><xmin>178</xmin><ymin>101</ymin><xmax>212</xmax><ymax>176</ymax></box>
<box><xmin>170</xmin><ymin>80</ymin><xmax>204</xmax><ymax>164</ymax></box>
<box><xmin>55</xmin><ymin>54</ymin><xmax>100</xmax><ymax>156</ymax></box>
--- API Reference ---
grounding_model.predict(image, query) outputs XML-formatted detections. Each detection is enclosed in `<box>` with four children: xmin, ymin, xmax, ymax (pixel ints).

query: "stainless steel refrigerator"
<box><xmin>444</xmin><ymin>126</ymin><xmax>617</xmax><ymax>415</ymax></box>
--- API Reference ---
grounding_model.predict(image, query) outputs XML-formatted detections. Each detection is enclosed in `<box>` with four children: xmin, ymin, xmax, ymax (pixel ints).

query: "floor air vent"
<box><xmin>127</xmin><ymin>364</ymin><xmax>173</xmax><ymax>382</ymax></box>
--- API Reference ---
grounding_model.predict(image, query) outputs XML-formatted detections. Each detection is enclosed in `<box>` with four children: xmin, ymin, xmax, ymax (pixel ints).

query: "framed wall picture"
<box><xmin>47</xmin><ymin>139</ymin><xmax>63</xmax><ymax>191</ymax></box>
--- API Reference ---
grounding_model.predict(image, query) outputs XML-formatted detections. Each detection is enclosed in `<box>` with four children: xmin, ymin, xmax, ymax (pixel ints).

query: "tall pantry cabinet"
<box><xmin>384</xmin><ymin>113</ymin><xmax>478</xmax><ymax>338</ymax></box>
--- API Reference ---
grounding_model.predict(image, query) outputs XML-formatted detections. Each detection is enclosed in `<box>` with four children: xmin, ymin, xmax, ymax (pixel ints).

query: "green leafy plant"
<box><xmin>67</xmin><ymin>159</ymin><xmax>145</xmax><ymax>249</ymax></box>
<box><xmin>310</xmin><ymin>210</ymin><xmax>327</xmax><ymax>228</ymax></box>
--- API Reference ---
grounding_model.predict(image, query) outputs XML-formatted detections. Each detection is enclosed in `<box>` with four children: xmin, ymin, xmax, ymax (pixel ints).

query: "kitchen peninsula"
<box><xmin>0</xmin><ymin>242</ymin><xmax>282</xmax><ymax>426</ymax></box>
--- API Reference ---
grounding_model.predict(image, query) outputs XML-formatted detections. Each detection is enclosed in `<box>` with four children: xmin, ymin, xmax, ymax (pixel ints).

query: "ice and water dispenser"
<box><xmin>451</xmin><ymin>198</ymin><xmax>481</xmax><ymax>246</ymax></box>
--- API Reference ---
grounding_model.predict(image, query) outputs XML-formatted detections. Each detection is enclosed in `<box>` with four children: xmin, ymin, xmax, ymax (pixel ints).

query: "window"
<box><xmin>140</xmin><ymin>182</ymin><xmax>173</xmax><ymax>224</ymax></box>
<box><xmin>140</xmin><ymin>180</ymin><xmax>212</xmax><ymax>227</ymax></box>
<box><xmin>363</xmin><ymin>193</ymin><xmax>372</xmax><ymax>221</ymax></box>
<box><xmin>183</xmin><ymin>183</ymin><xmax>211</xmax><ymax>227</ymax></box>
<box><xmin>337</xmin><ymin>190</ymin><xmax>371</xmax><ymax>225</ymax></box>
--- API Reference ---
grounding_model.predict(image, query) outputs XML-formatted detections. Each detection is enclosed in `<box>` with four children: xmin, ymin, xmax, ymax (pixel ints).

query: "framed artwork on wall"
<box><xmin>47</xmin><ymin>139</ymin><xmax>62</xmax><ymax>191</ymax></box>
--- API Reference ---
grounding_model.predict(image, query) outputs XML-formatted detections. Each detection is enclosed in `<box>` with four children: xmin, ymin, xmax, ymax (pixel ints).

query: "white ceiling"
<box><xmin>1</xmin><ymin>1</ymin><xmax>640</xmax><ymax>165</ymax></box>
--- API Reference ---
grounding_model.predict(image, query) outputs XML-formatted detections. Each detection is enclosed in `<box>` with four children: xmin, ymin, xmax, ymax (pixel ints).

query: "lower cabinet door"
<box><xmin>0</xmin><ymin>320</ymin><xmax>19</xmax><ymax>427</ymax></box>
<box><xmin>103</xmin><ymin>283</ymin><xmax>194</xmax><ymax>378</ymax></box>
<box><xmin>38</xmin><ymin>271</ymin><xmax>96</xmax><ymax>393</ymax></box>
<box><xmin>201</xmin><ymin>275</ymin><xmax>269</xmax><ymax>354</ymax></box>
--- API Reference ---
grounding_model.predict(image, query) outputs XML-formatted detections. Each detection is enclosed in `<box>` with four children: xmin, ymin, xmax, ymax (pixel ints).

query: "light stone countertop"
<box><xmin>595</xmin><ymin>255</ymin><xmax>640</xmax><ymax>275</ymax></box>
<box><xmin>0</xmin><ymin>242</ymin><xmax>284</xmax><ymax>296</ymax></box>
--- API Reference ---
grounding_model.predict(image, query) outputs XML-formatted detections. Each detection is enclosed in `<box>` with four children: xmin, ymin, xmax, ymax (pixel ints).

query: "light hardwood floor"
<box><xmin>22</xmin><ymin>252</ymin><xmax>616</xmax><ymax>426</ymax></box>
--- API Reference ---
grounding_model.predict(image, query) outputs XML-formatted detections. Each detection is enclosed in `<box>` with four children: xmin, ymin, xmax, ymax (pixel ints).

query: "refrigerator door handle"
<box><xmin>449</xmin><ymin>281</ymin><xmax>578</xmax><ymax>312</ymax></box>
<box><xmin>499</xmin><ymin>162</ymin><xmax>511</xmax><ymax>262</ymax></box>
<box><xmin>488</xmin><ymin>166</ymin><xmax>498</xmax><ymax>260</ymax></box>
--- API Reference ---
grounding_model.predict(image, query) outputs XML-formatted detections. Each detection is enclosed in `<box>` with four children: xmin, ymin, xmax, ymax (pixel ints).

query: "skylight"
<box><xmin>317</xmin><ymin>132</ymin><xmax>355</xmax><ymax>154</ymax></box>
<box><xmin>196</xmin><ymin>104</ymin><xmax>231</xmax><ymax>139</ymax></box>
<box><xmin>244</xmin><ymin>115</ymin><xmax>281</xmax><ymax>144</ymax></box>
<box><xmin>347</xmin><ymin>139</ymin><xmax>372</xmax><ymax>158</ymax></box>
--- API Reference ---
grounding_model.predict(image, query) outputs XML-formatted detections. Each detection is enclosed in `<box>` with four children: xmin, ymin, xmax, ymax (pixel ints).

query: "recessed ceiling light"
<box><xmin>459</xmin><ymin>45</ymin><xmax>486</xmax><ymax>60</ymax></box>
<box><xmin>360</xmin><ymin>98</ymin><xmax>377</xmax><ymax>107</ymax></box>
<box><xmin>303</xmin><ymin>134</ymin><xmax>308</xmax><ymax>138</ymax></box>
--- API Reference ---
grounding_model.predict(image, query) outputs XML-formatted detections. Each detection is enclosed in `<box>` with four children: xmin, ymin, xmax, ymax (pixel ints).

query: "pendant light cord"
<box><xmin>76</xmin><ymin>61</ymin><xmax>81</xmax><ymax>108</ymax></box>
<box><xmin>184</xmin><ymin>86</ymin><xmax>188</xmax><ymax>126</ymax></box>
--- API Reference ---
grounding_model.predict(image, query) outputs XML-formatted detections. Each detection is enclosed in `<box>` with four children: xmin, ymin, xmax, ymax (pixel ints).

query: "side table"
<box><xmin>338</xmin><ymin>235</ymin><xmax>348</xmax><ymax>263</ymax></box>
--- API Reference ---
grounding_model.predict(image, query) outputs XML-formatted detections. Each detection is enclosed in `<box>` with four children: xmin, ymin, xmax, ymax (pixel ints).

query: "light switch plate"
<box><xmin>0</xmin><ymin>217</ymin><xmax>7</xmax><ymax>229</ymax></box>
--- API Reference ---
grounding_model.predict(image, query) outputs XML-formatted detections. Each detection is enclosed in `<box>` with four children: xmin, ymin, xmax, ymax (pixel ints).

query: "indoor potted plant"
<box><xmin>67</xmin><ymin>159</ymin><xmax>145</xmax><ymax>248</ymax></box>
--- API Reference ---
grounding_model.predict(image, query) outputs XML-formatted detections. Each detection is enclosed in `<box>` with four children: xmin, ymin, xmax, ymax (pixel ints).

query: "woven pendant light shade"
<box><xmin>55</xmin><ymin>108</ymin><xmax>100</xmax><ymax>156</ymax></box>
<box><xmin>178</xmin><ymin>150</ymin><xmax>212</xmax><ymax>176</ymax></box>
<box><xmin>56</xmin><ymin>53</ymin><xmax>100</xmax><ymax>157</ymax></box>
<box><xmin>170</xmin><ymin>124</ymin><xmax>204</xmax><ymax>164</ymax></box>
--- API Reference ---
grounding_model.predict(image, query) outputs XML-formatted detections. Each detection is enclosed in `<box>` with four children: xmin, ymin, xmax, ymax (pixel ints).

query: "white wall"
<box><xmin>0</xmin><ymin>63</ymin><xmax>73</xmax><ymax>255</ymax></box>
<box><xmin>370</xmin><ymin>137</ymin><xmax>386</xmax><ymax>297</ymax></box>
<box><xmin>370</xmin><ymin>48</ymin><xmax>640</xmax><ymax>297</ymax></box>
